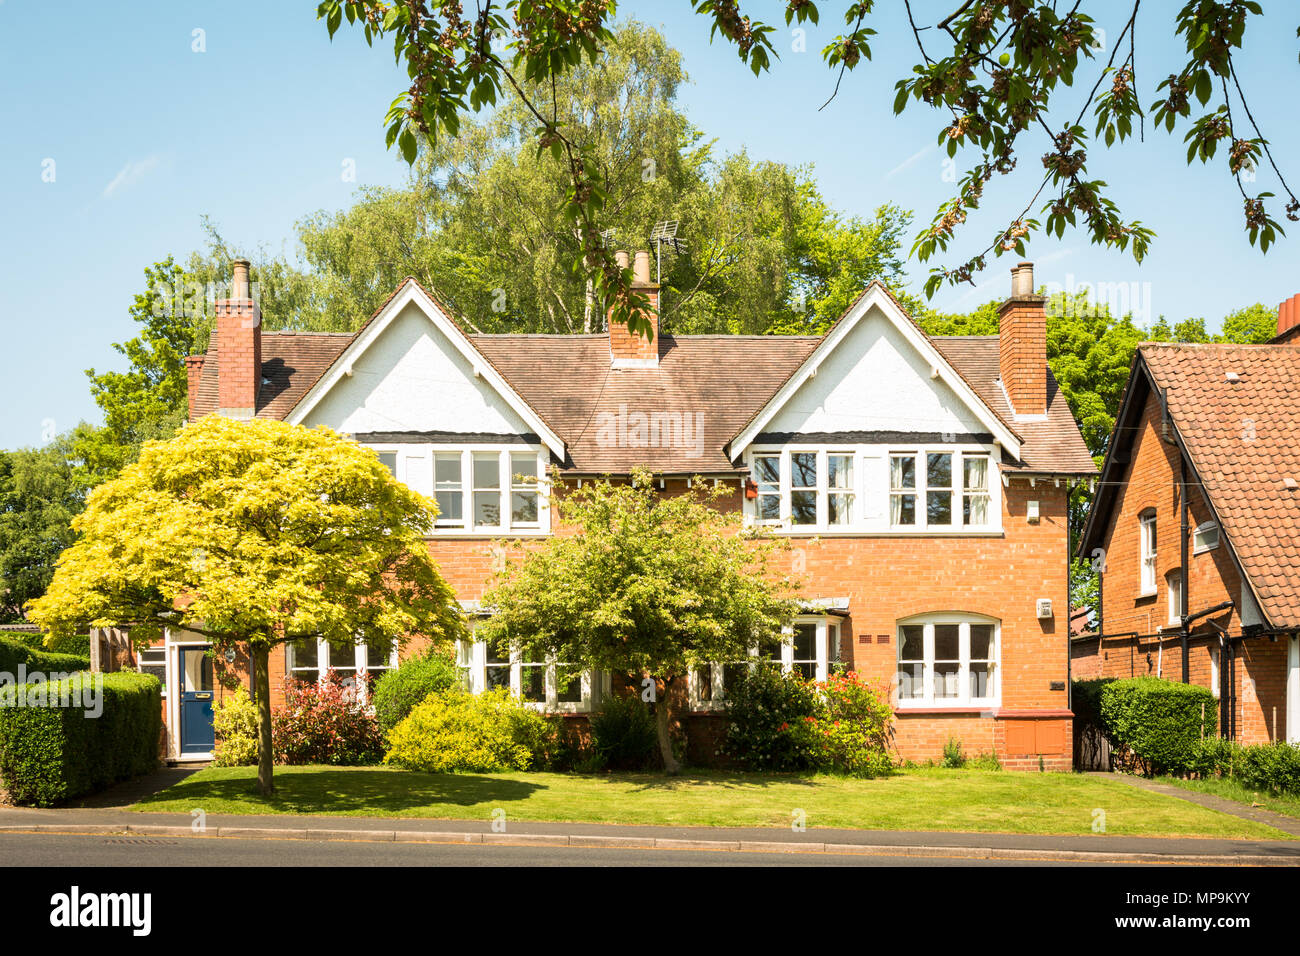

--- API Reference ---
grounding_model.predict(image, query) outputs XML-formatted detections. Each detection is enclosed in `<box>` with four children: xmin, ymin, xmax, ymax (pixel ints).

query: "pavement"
<box><xmin>2</xmin><ymin>766</ymin><xmax>1298</xmax><ymax>865</ymax></box>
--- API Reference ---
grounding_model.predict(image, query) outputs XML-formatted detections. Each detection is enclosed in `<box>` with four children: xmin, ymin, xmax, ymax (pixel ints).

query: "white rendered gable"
<box><xmin>764</xmin><ymin>303</ymin><xmax>987</xmax><ymax>438</ymax></box>
<box><xmin>287</xmin><ymin>282</ymin><xmax>564</xmax><ymax>456</ymax></box>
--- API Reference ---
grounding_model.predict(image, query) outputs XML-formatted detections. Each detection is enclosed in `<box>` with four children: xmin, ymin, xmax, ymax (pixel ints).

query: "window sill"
<box><xmin>895</xmin><ymin>705</ymin><xmax>999</xmax><ymax>716</ymax></box>
<box><xmin>761</xmin><ymin>527</ymin><xmax>1004</xmax><ymax>538</ymax></box>
<box><xmin>425</xmin><ymin>530</ymin><xmax>552</xmax><ymax>540</ymax></box>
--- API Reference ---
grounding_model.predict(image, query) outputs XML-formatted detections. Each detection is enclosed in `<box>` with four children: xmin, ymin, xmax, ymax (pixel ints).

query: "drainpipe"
<box><xmin>1180</xmin><ymin>456</ymin><xmax>1190</xmax><ymax>683</ymax></box>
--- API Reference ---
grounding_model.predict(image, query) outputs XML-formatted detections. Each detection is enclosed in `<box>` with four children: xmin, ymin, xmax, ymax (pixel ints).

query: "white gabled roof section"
<box><xmin>727</xmin><ymin>283</ymin><xmax>1022</xmax><ymax>460</ymax></box>
<box><xmin>286</xmin><ymin>280</ymin><xmax>566</xmax><ymax>458</ymax></box>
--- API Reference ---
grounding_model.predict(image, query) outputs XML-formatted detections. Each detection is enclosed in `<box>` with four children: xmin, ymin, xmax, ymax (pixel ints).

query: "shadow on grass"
<box><xmin>618</xmin><ymin>769</ymin><xmax>890</xmax><ymax>793</ymax></box>
<box><xmin>134</xmin><ymin>767</ymin><xmax>548</xmax><ymax>814</ymax></box>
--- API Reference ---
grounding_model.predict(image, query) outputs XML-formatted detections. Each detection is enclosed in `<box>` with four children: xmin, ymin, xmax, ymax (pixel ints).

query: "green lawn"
<box><xmin>131</xmin><ymin>765</ymin><xmax>1291</xmax><ymax>839</ymax></box>
<box><xmin>1156</xmin><ymin>775</ymin><xmax>1300</xmax><ymax>821</ymax></box>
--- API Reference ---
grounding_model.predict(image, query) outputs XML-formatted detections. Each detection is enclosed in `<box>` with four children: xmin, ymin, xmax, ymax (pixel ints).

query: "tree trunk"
<box><xmin>253</xmin><ymin>645</ymin><xmax>274</xmax><ymax>796</ymax></box>
<box><xmin>654</xmin><ymin>676</ymin><xmax>681</xmax><ymax>775</ymax></box>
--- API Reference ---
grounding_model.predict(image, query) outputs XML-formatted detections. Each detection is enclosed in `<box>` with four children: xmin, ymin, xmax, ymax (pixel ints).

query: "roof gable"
<box><xmin>284</xmin><ymin>280</ymin><xmax>565</xmax><ymax>457</ymax></box>
<box><xmin>728</xmin><ymin>282</ymin><xmax>1022</xmax><ymax>460</ymax></box>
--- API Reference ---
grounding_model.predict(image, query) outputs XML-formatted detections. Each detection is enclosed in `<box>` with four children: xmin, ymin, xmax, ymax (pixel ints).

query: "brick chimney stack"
<box><xmin>215</xmin><ymin>259</ymin><xmax>262</xmax><ymax>419</ymax></box>
<box><xmin>608</xmin><ymin>249</ymin><xmax>659</xmax><ymax>368</ymax></box>
<box><xmin>998</xmin><ymin>261</ymin><xmax>1048</xmax><ymax>418</ymax></box>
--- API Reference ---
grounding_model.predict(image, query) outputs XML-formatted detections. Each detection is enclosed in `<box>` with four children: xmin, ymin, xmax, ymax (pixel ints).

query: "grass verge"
<box><xmin>1155</xmin><ymin>775</ymin><xmax>1300</xmax><ymax>821</ymax></box>
<box><xmin>131</xmin><ymin>765</ymin><xmax>1291</xmax><ymax>839</ymax></box>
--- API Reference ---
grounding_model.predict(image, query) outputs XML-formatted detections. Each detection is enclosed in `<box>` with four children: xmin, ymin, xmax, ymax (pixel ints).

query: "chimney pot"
<box><xmin>633</xmin><ymin>250</ymin><xmax>652</xmax><ymax>285</ymax></box>
<box><xmin>1010</xmin><ymin>261</ymin><xmax>1035</xmax><ymax>298</ymax></box>
<box><xmin>232</xmin><ymin>259</ymin><xmax>251</xmax><ymax>299</ymax></box>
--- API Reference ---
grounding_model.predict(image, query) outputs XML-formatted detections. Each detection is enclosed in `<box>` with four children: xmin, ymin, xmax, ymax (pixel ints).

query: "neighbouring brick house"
<box><xmin>1074</xmin><ymin>297</ymin><xmax>1300</xmax><ymax>746</ymax></box>
<box><xmin>136</xmin><ymin>255</ymin><xmax>1095</xmax><ymax>769</ymax></box>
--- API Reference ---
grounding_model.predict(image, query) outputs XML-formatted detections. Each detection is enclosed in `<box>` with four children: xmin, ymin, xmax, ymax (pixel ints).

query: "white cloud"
<box><xmin>102</xmin><ymin>155</ymin><xmax>162</xmax><ymax>199</ymax></box>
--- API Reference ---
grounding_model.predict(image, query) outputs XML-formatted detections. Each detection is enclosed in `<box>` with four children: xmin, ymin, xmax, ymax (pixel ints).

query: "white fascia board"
<box><xmin>285</xmin><ymin>281</ymin><xmax>566</xmax><ymax>459</ymax></box>
<box><xmin>728</xmin><ymin>284</ymin><xmax>1022</xmax><ymax>461</ymax></box>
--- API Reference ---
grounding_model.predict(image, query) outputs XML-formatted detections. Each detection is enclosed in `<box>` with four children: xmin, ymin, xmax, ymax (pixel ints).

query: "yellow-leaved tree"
<box><xmin>28</xmin><ymin>415</ymin><xmax>465</xmax><ymax>794</ymax></box>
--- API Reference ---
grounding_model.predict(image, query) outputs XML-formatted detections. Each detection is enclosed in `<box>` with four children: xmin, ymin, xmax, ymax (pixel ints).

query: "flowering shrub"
<box><xmin>724</xmin><ymin>665</ymin><xmax>895</xmax><ymax>776</ymax></box>
<box><xmin>271</xmin><ymin>672</ymin><xmax>385</xmax><ymax>766</ymax></box>
<box><xmin>384</xmin><ymin>687</ymin><xmax>555</xmax><ymax>773</ymax></box>
<box><xmin>723</xmin><ymin>664</ymin><xmax>825</xmax><ymax>771</ymax></box>
<box><xmin>212</xmin><ymin>688</ymin><xmax>259</xmax><ymax>767</ymax></box>
<box><xmin>810</xmin><ymin>670</ymin><xmax>895</xmax><ymax>778</ymax></box>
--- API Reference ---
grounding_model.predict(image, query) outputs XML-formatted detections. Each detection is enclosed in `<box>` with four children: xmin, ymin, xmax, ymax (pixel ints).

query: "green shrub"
<box><xmin>942</xmin><ymin>737</ymin><xmax>966</xmax><ymax>769</ymax></box>
<box><xmin>212</xmin><ymin>688</ymin><xmax>259</xmax><ymax>767</ymax></box>
<box><xmin>1099</xmin><ymin>677</ymin><xmax>1217</xmax><ymax>776</ymax></box>
<box><xmin>0</xmin><ymin>671</ymin><xmax>161</xmax><ymax>806</ymax></box>
<box><xmin>0</xmin><ymin>635</ymin><xmax>90</xmax><ymax>677</ymax></box>
<box><xmin>272</xmin><ymin>674</ymin><xmax>385</xmax><ymax>765</ymax></box>
<box><xmin>588</xmin><ymin>693</ymin><xmax>658</xmax><ymax>770</ymax></box>
<box><xmin>967</xmin><ymin>751</ymin><xmax>1002</xmax><ymax>771</ymax></box>
<box><xmin>384</xmin><ymin>687</ymin><xmax>554</xmax><ymax>773</ymax></box>
<box><xmin>371</xmin><ymin>650</ymin><xmax>460</xmax><ymax>735</ymax></box>
<box><xmin>814</xmin><ymin>670</ymin><xmax>894</xmax><ymax>777</ymax></box>
<box><xmin>1236</xmin><ymin>741</ymin><xmax>1300</xmax><ymax>795</ymax></box>
<box><xmin>1188</xmin><ymin>735</ymin><xmax>1241</xmax><ymax>778</ymax></box>
<box><xmin>723</xmin><ymin>664</ymin><xmax>825</xmax><ymax>772</ymax></box>
<box><xmin>9</xmin><ymin>630</ymin><xmax>93</xmax><ymax>660</ymax></box>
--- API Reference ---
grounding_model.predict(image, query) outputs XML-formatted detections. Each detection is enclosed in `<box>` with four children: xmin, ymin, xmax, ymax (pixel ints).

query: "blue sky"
<box><xmin>2</xmin><ymin>1</ymin><xmax>1299</xmax><ymax>450</ymax></box>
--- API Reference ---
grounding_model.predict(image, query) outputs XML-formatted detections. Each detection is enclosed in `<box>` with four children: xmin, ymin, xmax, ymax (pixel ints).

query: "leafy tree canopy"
<box><xmin>321</xmin><ymin>0</ymin><xmax>1298</xmax><ymax>313</ymax></box>
<box><xmin>479</xmin><ymin>469</ymin><xmax>801</xmax><ymax>772</ymax></box>
<box><xmin>27</xmin><ymin>416</ymin><xmax>465</xmax><ymax>793</ymax></box>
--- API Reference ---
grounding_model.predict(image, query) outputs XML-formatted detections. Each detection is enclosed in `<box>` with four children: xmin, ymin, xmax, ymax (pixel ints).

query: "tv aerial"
<box><xmin>650</xmin><ymin>220</ymin><xmax>687</xmax><ymax>283</ymax></box>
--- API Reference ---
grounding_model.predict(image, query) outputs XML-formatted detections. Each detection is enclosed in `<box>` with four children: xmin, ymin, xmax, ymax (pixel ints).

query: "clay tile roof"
<box><xmin>1141</xmin><ymin>342</ymin><xmax>1300</xmax><ymax>628</ymax></box>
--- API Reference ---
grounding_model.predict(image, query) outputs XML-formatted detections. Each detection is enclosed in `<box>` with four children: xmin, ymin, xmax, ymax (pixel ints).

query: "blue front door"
<box><xmin>179</xmin><ymin>648</ymin><xmax>215</xmax><ymax>755</ymax></box>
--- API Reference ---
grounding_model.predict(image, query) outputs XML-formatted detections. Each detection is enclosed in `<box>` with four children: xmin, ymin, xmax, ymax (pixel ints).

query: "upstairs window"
<box><xmin>827</xmin><ymin>454</ymin><xmax>855</xmax><ymax>526</ymax></box>
<box><xmin>790</xmin><ymin>452</ymin><xmax>818</xmax><ymax>526</ymax></box>
<box><xmin>1139</xmin><ymin>511</ymin><xmax>1158</xmax><ymax>595</ymax></box>
<box><xmin>753</xmin><ymin>454</ymin><xmax>781</xmax><ymax>523</ymax></box>
<box><xmin>890</xmin><ymin>454</ymin><xmax>918</xmax><ymax>526</ymax></box>
<box><xmin>1193</xmin><ymin>521</ymin><xmax>1220</xmax><ymax>554</ymax></box>
<box><xmin>434</xmin><ymin>453</ymin><xmax>463</xmax><ymax>526</ymax></box>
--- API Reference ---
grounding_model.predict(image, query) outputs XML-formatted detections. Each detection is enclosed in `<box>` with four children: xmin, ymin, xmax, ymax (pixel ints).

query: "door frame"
<box><xmin>166</xmin><ymin>630</ymin><xmax>215</xmax><ymax>761</ymax></box>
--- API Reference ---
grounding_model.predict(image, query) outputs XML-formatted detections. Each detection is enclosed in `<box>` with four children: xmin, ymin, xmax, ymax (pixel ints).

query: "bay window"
<box><xmin>456</xmin><ymin>635</ymin><xmax>593</xmax><ymax>712</ymax></box>
<box><xmin>895</xmin><ymin>614</ymin><xmax>1000</xmax><ymax>707</ymax></box>
<box><xmin>287</xmin><ymin>637</ymin><xmax>397</xmax><ymax>697</ymax></box>
<box><xmin>688</xmin><ymin>618</ymin><xmax>838</xmax><ymax>710</ymax></box>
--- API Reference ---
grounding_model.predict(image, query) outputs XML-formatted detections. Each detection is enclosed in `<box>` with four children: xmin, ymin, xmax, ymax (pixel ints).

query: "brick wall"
<box><xmin>998</xmin><ymin>296</ymin><xmax>1047</xmax><ymax>416</ymax></box>
<box><xmin>214</xmin><ymin>299</ymin><xmax>261</xmax><ymax>416</ymax></box>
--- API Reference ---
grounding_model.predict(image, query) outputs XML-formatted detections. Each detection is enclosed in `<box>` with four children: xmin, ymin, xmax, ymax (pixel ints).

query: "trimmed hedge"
<box><xmin>1099</xmin><ymin>677</ymin><xmax>1216</xmax><ymax>776</ymax></box>
<box><xmin>371</xmin><ymin>650</ymin><xmax>460</xmax><ymax>735</ymax></box>
<box><xmin>0</xmin><ymin>671</ymin><xmax>161</xmax><ymax>806</ymax></box>
<box><xmin>0</xmin><ymin>634</ymin><xmax>90</xmax><ymax>677</ymax></box>
<box><xmin>7</xmin><ymin>630</ymin><xmax>93</xmax><ymax>660</ymax></box>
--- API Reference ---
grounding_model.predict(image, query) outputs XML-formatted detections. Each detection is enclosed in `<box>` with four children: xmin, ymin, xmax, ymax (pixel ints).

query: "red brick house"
<box><xmin>146</xmin><ymin>256</ymin><xmax>1095</xmax><ymax>768</ymax></box>
<box><xmin>1074</xmin><ymin>301</ymin><xmax>1300</xmax><ymax>746</ymax></box>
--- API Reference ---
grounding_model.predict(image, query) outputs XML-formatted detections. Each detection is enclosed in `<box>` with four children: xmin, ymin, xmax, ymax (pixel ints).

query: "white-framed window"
<box><xmin>456</xmin><ymin>633</ymin><xmax>593</xmax><ymax>713</ymax></box>
<box><xmin>753</xmin><ymin>453</ymin><xmax>781</xmax><ymax>524</ymax></box>
<box><xmin>1193</xmin><ymin>521</ymin><xmax>1220</xmax><ymax>554</ymax></box>
<box><xmin>286</xmin><ymin>637</ymin><xmax>397</xmax><ymax>697</ymax></box>
<box><xmin>749</xmin><ymin>445</ymin><xmax>998</xmax><ymax>533</ymax></box>
<box><xmin>890</xmin><ymin>453</ymin><xmax>918</xmax><ymax>526</ymax></box>
<box><xmin>1167</xmin><ymin>569</ymin><xmax>1183</xmax><ymax>626</ymax></box>
<box><xmin>365</xmin><ymin>445</ymin><xmax>549</xmax><ymax>535</ymax></box>
<box><xmin>434</xmin><ymin>453</ymin><xmax>464</xmax><ymax>526</ymax></box>
<box><xmin>790</xmin><ymin>451</ymin><xmax>818</xmax><ymax>526</ymax></box>
<box><xmin>895</xmin><ymin>613</ymin><xmax>1000</xmax><ymax>708</ymax></box>
<box><xmin>137</xmin><ymin>645</ymin><xmax>167</xmax><ymax>697</ymax></box>
<box><xmin>688</xmin><ymin>618</ymin><xmax>838</xmax><ymax>711</ymax></box>
<box><xmin>1139</xmin><ymin>511</ymin><xmax>1158</xmax><ymax>595</ymax></box>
